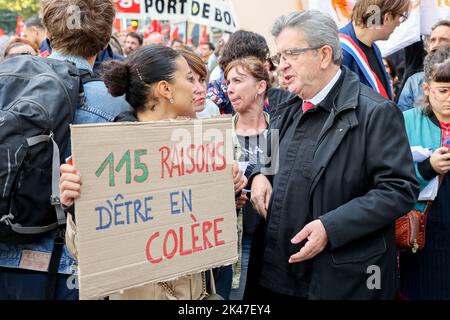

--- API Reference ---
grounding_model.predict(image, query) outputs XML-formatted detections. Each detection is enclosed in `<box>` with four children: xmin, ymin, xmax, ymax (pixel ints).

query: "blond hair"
<box><xmin>351</xmin><ymin>0</ymin><xmax>410</xmax><ymax>27</ymax></box>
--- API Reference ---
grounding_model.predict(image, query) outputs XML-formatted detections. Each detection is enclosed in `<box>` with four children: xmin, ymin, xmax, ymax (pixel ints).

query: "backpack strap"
<box><xmin>78</xmin><ymin>68</ymin><xmax>100</xmax><ymax>85</ymax></box>
<box><xmin>46</xmin><ymin>225</ymin><xmax>66</xmax><ymax>300</ymax></box>
<box><xmin>76</xmin><ymin>68</ymin><xmax>99</xmax><ymax>109</ymax></box>
<box><xmin>28</xmin><ymin>132</ymin><xmax>68</xmax><ymax>300</ymax></box>
<box><xmin>45</xmin><ymin>66</ymin><xmax>96</xmax><ymax>300</ymax></box>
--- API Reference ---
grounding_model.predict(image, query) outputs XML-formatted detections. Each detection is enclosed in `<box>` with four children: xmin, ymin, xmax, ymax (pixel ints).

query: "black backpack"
<box><xmin>0</xmin><ymin>55</ymin><xmax>93</xmax><ymax>244</ymax></box>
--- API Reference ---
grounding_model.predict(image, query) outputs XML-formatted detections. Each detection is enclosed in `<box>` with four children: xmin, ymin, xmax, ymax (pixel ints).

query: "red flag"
<box><xmin>152</xmin><ymin>20</ymin><xmax>162</xmax><ymax>33</ymax></box>
<box><xmin>113</xmin><ymin>19</ymin><xmax>122</xmax><ymax>33</ymax></box>
<box><xmin>199</xmin><ymin>26</ymin><xmax>208</xmax><ymax>45</ymax></box>
<box><xmin>168</xmin><ymin>27</ymin><xmax>181</xmax><ymax>47</ymax></box>
<box><xmin>114</xmin><ymin>0</ymin><xmax>140</xmax><ymax>14</ymax></box>
<box><xmin>145</xmin><ymin>20</ymin><xmax>163</xmax><ymax>38</ymax></box>
<box><xmin>15</xmin><ymin>16</ymin><xmax>24</xmax><ymax>36</ymax></box>
<box><xmin>151</xmin><ymin>20</ymin><xmax>162</xmax><ymax>33</ymax></box>
<box><xmin>170</xmin><ymin>26</ymin><xmax>180</xmax><ymax>41</ymax></box>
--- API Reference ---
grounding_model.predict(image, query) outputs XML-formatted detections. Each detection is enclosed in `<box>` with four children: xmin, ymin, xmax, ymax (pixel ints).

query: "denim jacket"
<box><xmin>0</xmin><ymin>52</ymin><xmax>131</xmax><ymax>274</ymax></box>
<box><xmin>397</xmin><ymin>72</ymin><xmax>424</xmax><ymax>112</ymax></box>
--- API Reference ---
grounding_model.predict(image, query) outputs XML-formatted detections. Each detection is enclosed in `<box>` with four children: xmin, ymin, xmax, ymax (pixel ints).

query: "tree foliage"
<box><xmin>0</xmin><ymin>0</ymin><xmax>39</xmax><ymax>19</ymax></box>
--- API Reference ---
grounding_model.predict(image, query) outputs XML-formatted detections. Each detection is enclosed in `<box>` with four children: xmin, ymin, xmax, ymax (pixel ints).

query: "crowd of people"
<box><xmin>0</xmin><ymin>0</ymin><xmax>449</xmax><ymax>301</ymax></box>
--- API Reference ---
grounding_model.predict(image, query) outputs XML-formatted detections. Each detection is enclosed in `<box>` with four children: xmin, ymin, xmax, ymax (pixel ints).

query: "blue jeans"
<box><xmin>213</xmin><ymin>265</ymin><xmax>233</xmax><ymax>300</ymax></box>
<box><xmin>0</xmin><ymin>268</ymin><xmax>78</xmax><ymax>300</ymax></box>
<box><xmin>230</xmin><ymin>233</ymin><xmax>252</xmax><ymax>300</ymax></box>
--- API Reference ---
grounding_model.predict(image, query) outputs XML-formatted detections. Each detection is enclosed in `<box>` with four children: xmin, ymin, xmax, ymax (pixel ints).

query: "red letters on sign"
<box><xmin>159</xmin><ymin>142</ymin><xmax>227</xmax><ymax>179</ymax></box>
<box><xmin>145</xmin><ymin>232</ymin><xmax>162</xmax><ymax>264</ymax></box>
<box><xmin>145</xmin><ymin>216</ymin><xmax>226</xmax><ymax>264</ymax></box>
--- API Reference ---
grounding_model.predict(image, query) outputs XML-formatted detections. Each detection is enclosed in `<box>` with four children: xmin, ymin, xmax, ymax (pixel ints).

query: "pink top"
<box><xmin>439</xmin><ymin>121</ymin><xmax>450</xmax><ymax>147</ymax></box>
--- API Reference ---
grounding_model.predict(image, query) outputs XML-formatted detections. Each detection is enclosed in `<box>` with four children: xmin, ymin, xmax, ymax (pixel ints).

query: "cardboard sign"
<box><xmin>71</xmin><ymin>118</ymin><xmax>237</xmax><ymax>300</ymax></box>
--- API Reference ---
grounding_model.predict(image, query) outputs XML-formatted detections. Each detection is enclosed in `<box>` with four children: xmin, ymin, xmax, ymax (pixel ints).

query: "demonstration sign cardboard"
<box><xmin>70</xmin><ymin>117</ymin><xmax>238</xmax><ymax>300</ymax></box>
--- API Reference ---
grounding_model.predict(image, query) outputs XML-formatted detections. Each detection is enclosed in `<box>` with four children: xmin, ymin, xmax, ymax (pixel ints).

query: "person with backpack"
<box><xmin>0</xmin><ymin>0</ymin><xmax>130</xmax><ymax>300</ymax></box>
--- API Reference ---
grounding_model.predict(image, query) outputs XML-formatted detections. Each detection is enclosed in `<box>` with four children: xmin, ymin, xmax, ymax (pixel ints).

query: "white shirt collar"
<box><xmin>304</xmin><ymin>68</ymin><xmax>342</xmax><ymax>106</ymax></box>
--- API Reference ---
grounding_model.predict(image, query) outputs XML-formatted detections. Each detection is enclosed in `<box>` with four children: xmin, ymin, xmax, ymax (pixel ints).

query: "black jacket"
<box><xmin>114</xmin><ymin>110</ymin><xmax>137</xmax><ymax>122</ymax></box>
<box><xmin>251</xmin><ymin>67</ymin><xmax>419</xmax><ymax>299</ymax></box>
<box><xmin>93</xmin><ymin>45</ymin><xmax>124</xmax><ymax>77</ymax></box>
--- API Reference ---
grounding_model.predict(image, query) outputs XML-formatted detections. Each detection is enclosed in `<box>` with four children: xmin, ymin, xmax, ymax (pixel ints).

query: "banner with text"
<box><xmin>115</xmin><ymin>0</ymin><xmax>237</xmax><ymax>32</ymax></box>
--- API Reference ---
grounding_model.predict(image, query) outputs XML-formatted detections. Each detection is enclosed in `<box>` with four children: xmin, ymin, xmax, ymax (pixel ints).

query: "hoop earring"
<box><xmin>255</xmin><ymin>93</ymin><xmax>263</xmax><ymax>106</ymax></box>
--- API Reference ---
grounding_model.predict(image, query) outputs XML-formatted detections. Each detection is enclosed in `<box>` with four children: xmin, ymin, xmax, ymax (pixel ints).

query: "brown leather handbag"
<box><xmin>395</xmin><ymin>204</ymin><xmax>431</xmax><ymax>253</ymax></box>
<box><xmin>395</xmin><ymin>175</ymin><xmax>444</xmax><ymax>253</ymax></box>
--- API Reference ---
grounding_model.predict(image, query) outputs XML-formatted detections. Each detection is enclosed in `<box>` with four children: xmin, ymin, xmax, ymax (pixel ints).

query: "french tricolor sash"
<box><xmin>339</xmin><ymin>34</ymin><xmax>390</xmax><ymax>100</ymax></box>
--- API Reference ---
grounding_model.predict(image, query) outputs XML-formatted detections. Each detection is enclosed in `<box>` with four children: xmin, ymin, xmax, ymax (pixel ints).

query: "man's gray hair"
<box><xmin>271</xmin><ymin>10</ymin><xmax>343</xmax><ymax>66</ymax></box>
<box><xmin>432</xmin><ymin>19</ymin><xmax>450</xmax><ymax>31</ymax></box>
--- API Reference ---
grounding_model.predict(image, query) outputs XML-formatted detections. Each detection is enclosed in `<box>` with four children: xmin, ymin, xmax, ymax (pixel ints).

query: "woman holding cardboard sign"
<box><xmin>60</xmin><ymin>45</ymin><xmax>247</xmax><ymax>300</ymax></box>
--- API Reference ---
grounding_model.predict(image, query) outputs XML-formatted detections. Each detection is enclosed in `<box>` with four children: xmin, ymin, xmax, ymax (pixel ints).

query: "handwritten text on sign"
<box><xmin>70</xmin><ymin>118</ymin><xmax>237</xmax><ymax>300</ymax></box>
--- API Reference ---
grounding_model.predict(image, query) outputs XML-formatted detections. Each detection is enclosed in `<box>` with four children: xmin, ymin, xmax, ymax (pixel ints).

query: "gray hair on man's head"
<box><xmin>271</xmin><ymin>10</ymin><xmax>343</xmax><ymax>66</ymax></box>
<box><xmin>431</xmin><ymin>19</ymin><xmax>450</xmax><ymax>31</ymax></box>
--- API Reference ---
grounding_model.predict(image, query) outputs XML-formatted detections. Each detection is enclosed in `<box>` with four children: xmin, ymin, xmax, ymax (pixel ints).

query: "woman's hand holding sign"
<box><xmin>60</xmin><ymin>164</ymin><xmax>82</xmax><ymax>207</ymax></box>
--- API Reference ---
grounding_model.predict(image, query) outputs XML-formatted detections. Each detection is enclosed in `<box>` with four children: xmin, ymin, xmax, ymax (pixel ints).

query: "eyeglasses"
<box><xmin>270</xmin><ymin>46</ymin><xmax>321</xmax><ymax>67</ymax></box>
<box><xmin>399</xmin><ymin>13</ymin><xmax>408</xmax><ymax>23</ymax></box>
